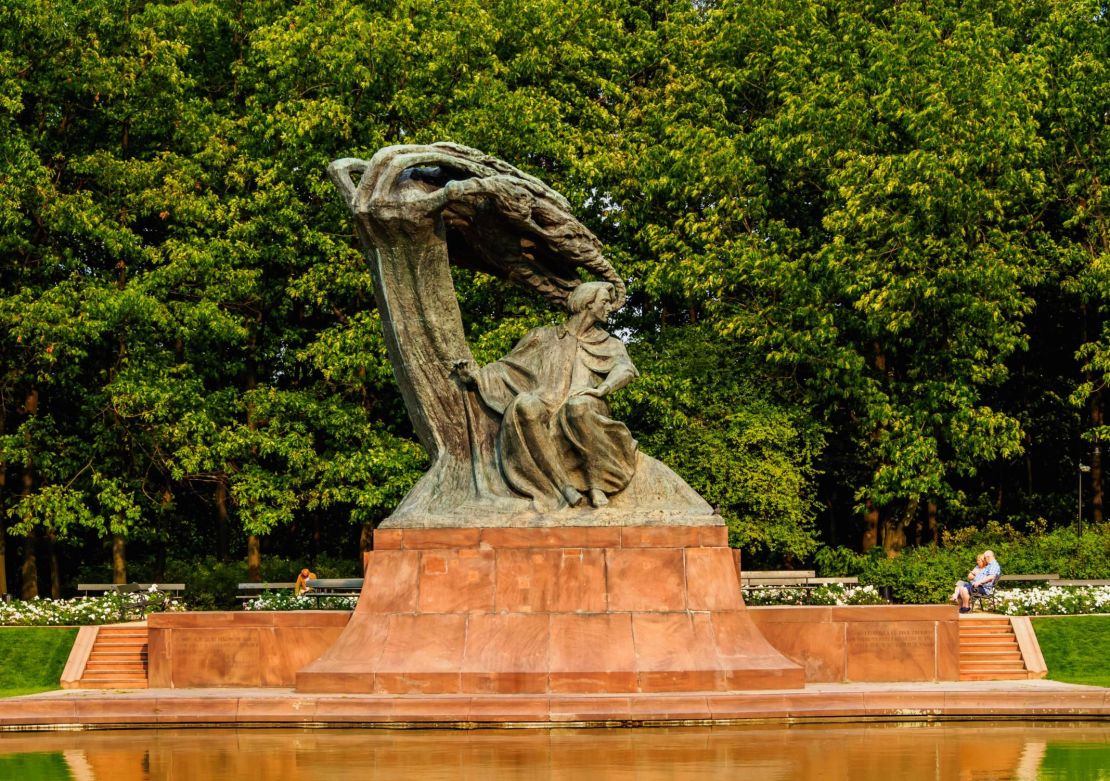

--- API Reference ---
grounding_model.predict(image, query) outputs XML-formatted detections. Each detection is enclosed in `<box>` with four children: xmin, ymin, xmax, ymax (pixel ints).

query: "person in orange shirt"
<box><xmin>294</xmin><ymin>568</ymin><xmax>316</xmax><ymax>596</ymax></box>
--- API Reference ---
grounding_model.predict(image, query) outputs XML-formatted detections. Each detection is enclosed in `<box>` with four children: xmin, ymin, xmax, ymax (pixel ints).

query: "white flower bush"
<box><xmin>994</xmin><ymin>585</ymin><xmax>1110</xmax><ymax>616</ymax></box>
<box><xmin>243</xmin><ymin>591</ymin><xmax>357</xmax><ymax>611</ymax></box>
<box><xmin>742</xmin><ymin>583</ymin><xmax>886</xmax><ymax>607</ymax></box>
<box><xmin>0</xmin><ymin>591</ymin><xmax>185</xmax><ymax>626</ymax></box>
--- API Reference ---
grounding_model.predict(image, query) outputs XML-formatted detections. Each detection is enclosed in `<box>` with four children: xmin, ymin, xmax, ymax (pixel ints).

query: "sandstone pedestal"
<box><xmin>295</xmin><ymin>525</ymin><xmax>804</xmax><ymax>694</ymax></box>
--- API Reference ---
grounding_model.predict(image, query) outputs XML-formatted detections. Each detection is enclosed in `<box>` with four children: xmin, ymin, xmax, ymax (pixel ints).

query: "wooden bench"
<box><xmin>236</xmin><ymin>582</ymin><xmax>297</xmax><ymax>603</ymax></box>
<box><xmin>76</xmin><ymin>583</ymin><xmax>186</xmax><ymax>621</ymax></box>
<box><xmin>808</xmin><ymin>577</ymin><xmax>860</xmax><ymax>586</ymax></box>
<box><xmin>971</xmin><ymin>574</ymin><xmax>1059</xmax><ymax>612</ymax></box>
<box><xmin>740</xmin><ymin>570</ymin><xmax>816</xmax><ymax>588</ymax></box>
<box><xmin>304</xmin><ymin>578</ymin><xmax>364</xmax><ymax>607</ymax></box>
<box><xmin>739</xmin><ymin>571</ymin><xmax>860</xmax><ymax>588</ymax></box>
<box><xmin>1048</xmin><ymin>579</ymin><xmax>1110</xmax><ymax>587</ymax></box>
<box><xmin>997</xmin><ymin>574</ymin><xmax>1059</xmax><ymax>584</ymax></box>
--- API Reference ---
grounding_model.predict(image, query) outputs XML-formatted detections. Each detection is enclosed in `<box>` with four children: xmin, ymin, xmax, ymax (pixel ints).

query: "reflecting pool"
<box><xmin>1</xmin><ymin>722</ymin><xmax>1109</xmax><ymax>780</ymax></box>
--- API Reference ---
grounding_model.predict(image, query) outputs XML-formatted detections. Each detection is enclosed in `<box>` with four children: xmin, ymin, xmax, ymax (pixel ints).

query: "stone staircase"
<box><xmin>958</xmin><ymin>616</ymin><xmax>1035</xmax><ymax>681</ymax></box>
<box><xmin>77</xmin><ymin>624</ymin><xmax>149</xmax><ymax>689</ymax></box>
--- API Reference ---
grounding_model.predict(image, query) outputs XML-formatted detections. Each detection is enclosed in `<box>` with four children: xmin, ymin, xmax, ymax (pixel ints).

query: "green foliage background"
<box><xmin>1</xmin><ymin>0</ymin><xmax>1109</xmax><ymax>595</ymax></box>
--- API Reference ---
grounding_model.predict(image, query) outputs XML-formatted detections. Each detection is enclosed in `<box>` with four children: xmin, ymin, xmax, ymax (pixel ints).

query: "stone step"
<box><xmin>77</xmin><ymin>678</ymin><xmax>149</xmax><ymax>689</ymax></box>
<box><xmin>88</xmin><ymin>648</ymin><xmax>148</xmax><ymax>658</ymax></box>
<box><xmin>77</xmin><ymin>626</ymin><xmax>150</xmax><ymax>689</ymax></box>
<box><xmin>960</xmin><ymin>671</ymin><xmax>1032</xmax><ymax>681</ymax></box>
<box><xmin>961</xmin><ymin>641</ymin><xmax>1019</xmax><ymax>650</ymax></box>
<box><xmin>961</xmin><ymin>650</ymin><xmax>1023</xmax><ymax>661</ymax></box>
<box><xmin>85</xmin><ymin>665</ymin><xmax>147</xmax><ymax>675</ymax></box>
<box><xmin>959</xmin><ymin>631</ymin><xmax>1016</xmax><ymax>641</ymax></box>
<box><xmin>86</xmin><ymin>656</ymin><xmax>146</xmax><ymax>665</ymax></box>
<box><xmin>961</xmin><ymin>660</ymin><xmax>1023</xmax><ymax>670</ymax></box>
<box><xmin>94</xmin><ymin>638</ymin><xmax>148</xmax><ymax>647</ymax></box>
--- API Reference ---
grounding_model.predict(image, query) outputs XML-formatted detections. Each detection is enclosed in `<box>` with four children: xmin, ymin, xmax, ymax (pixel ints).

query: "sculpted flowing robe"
<box><xmin>472</xmin><ymin>323</ymin><xmax>639</xmax><ymax>509</ymax></box>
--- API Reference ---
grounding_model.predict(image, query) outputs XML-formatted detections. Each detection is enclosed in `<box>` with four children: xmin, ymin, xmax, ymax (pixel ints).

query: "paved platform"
<box><xmin>3</xmin><ymin>679</ymin><xmax>1108</xmax><ymax>729</ymax></box>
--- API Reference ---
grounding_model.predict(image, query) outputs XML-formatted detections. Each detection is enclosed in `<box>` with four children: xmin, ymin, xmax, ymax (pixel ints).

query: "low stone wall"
<box><xmin>748</xmin><ymin>605</ymin><xmax>960</xmax><ymax>682</ymax></box>
<box><xmin>147</xmin><ymin>604</ymin><xmax>959</xmax><ymax>688</ymax></box>
<box><xmin>147</xmin><ymin>611</ymin><xmax>350</xmax><ymax>688</ymax></box>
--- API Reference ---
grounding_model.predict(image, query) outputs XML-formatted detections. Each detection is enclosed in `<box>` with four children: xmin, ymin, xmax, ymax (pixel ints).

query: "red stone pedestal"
<box><xmin>296</xmin><ymin>526</ymin><xmax>804</xmax><ymax>694</ymax></box>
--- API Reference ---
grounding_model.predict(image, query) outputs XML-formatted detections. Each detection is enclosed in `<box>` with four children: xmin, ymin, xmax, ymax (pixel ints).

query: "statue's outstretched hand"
<box><xmin>572</xmin><ymin>383</ymin><xmax>610</xmax><ymax>399</ymax></box>
<box><xmin>453</xmin><ymin>359</ymin><xmax>478</xmax><ymax>386</ymax></box>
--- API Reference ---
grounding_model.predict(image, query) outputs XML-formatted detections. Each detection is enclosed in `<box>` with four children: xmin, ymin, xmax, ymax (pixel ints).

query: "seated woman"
<box><xmin>950</xmin><ymin>554</ymin><xmax>986</xmax><ymax>603</ymax></box>
<box><xmin>954</xmin><ymin>550</ymin><xmax>1001</xmax><ymax>614</ymax></box>
<box><xmin>294</xmin><ymin>568</ymin><xmax>317</xmax><ymax>597</ymax></box>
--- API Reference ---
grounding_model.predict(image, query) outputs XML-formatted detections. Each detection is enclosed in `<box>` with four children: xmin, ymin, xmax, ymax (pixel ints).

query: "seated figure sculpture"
<box><xmin>455</xmin><ymin>282</ymin><xmax>638</xmax><ymax>512</ymax></box>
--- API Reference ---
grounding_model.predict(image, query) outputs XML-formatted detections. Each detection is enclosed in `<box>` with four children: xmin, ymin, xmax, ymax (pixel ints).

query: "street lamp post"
<box><xmin>1079</xmin><ymin>463</ymin><xmax>1091</xmax><ymax>538</ymax></box>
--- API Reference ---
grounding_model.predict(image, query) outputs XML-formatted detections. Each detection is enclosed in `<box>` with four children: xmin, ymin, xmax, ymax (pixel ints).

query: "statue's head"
<box><xmin>567</xmin><ymin>281</ymin><xmax>615</xmax><ymax>320</ymax></box>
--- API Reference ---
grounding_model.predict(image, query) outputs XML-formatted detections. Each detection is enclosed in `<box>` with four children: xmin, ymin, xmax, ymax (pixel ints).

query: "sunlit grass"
<box><xmin>1032</xmin><ymin>615</ymin><xmax>1110</xmax><ymax>688</ymax></box>
<box><xmin>0</xmin><ymin>627</ymin><xmax>77</xmax><ymax>698</ymax></box>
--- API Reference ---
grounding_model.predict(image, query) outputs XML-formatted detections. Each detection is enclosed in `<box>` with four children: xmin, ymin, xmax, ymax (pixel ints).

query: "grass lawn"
<box><xmin>1032</xmin><ymin>615</ymin><xmax>1110</xmax><ymax>688</ymax></box>
<box><xmin>0</xmin><ymin>627</ymin><xmax>78</xmax><ymax>697</ymax></box>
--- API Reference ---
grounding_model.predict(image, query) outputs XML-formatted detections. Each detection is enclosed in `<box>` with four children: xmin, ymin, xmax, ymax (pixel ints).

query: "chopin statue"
<box><xmin>328</xmin><ymin>143</ymin><xmax>714</xmax><ymax>527</ymax></box>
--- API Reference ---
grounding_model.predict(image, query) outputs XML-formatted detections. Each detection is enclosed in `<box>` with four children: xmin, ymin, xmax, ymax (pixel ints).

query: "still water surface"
<box><xmin>1</xmin><ymin>722</ymin><xmax>1108</xmax><ymax>780</ymax></box>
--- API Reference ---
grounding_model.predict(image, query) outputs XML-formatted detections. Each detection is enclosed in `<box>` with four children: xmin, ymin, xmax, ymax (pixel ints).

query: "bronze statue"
<box><xmin>455</xmin><ymin>281</ymin><xmax>638</xmax><ymax>512</ymax></box>
<box><xmin>328</xmin><ymin>143</ymin><xmax>713</xmax><ymax>527</ymax></box>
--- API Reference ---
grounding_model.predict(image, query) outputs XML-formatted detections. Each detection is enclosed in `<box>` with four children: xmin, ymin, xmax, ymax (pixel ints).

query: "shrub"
<box><xmin>742</xmin><ymin>583</ymin><xmax>886</xmax><ymax>606</ymax></box>
<box><xmin>72</xmin><ymin>554</ymin><xmax>361</xmax><ymax>610</ymax></box>
<box><xmin>243</xmin><ymin>591</ymin><xmax>357</xmax><ymax>611</ymax></box>
<box><xmin>811</xmin><ymin>524</ymin><xmax>1110</xmax><ymax>604</ymax></box>
<box><xmin>0</xmin><ymin>589</ymin><xmax>185</xmax><ymax>626</ymax></box>
<box><xmin>996</xmin><ymin>586</ymin><xmax>1110</xmax><ymax>616</ymax></box>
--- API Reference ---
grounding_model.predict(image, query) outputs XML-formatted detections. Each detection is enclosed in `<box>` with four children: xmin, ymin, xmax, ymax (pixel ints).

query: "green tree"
<box><xmin>618</xmin><ymin>0</ymin><xmax>1050</xmax><ymax>554</ymax></box>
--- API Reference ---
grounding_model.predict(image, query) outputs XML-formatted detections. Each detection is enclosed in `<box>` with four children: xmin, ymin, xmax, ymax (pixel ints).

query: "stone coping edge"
<box><xmin>4</xmin><ymin>687</ymin><xmax>1109</xmax><ymax>730</ymax></box>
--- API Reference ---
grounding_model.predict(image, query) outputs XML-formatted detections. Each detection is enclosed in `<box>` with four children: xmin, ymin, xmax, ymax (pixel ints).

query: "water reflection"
<box><xmin>1</xmin><ymin>723</ymin><xmax>1108</xmax><ymax>781</ymax></box>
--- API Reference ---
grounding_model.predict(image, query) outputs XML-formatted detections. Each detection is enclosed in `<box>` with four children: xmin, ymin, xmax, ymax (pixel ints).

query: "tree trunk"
<box><xmin>247</xmin><ymin>534</ymin><xmax>261</xmax><ymax>582</ymax></box>
<box><xmin>0</xmin><ymin>409</ymin><xmax>7</xmax><ymax>599</ymax></box>
<box><xmin>21</xmin><ymin>529</ymin><xmax>38</xmax><ymax>600</ymax></box>
<box><xmin>215</xmin><ymin>474</ymin><xmax>230</xmax><ymax>561</ymax></box>
<box><xmin>926</xmin><ymin>501</ymin><xmax>939</xmax><ymax>547</ymax></box>
<box><xmin>112</xmin><ymin>535</ymin><xmax>127</xmax><ymax>584</ymax></box>
<box><xmin>862</xmin><ymin>501</ymin><xmax>879</xmax><ymax>551</ymax></box>
<box><xmin>156</xmin><ymin>485</ymin><xmax>172</xmax><ymax>580</ymax></box>
<box><xmin>47</xmin><ymin>528</ymin><xmax>61</xmax><ymax>599</ymax></box>
<box><xmin>19</xmin><ymin>388</ymin><xmax>40</xmax><ymax>598</ymax></box>
<box><xmin>0</xmin><ymin>528</ymin><xmax>6</xmax><ymax>600</ymax></box>
<box><xmin>1092</xmin><ymin>393</ymin><xmax>1104</xmax><ymax>526</ymax></box>
<box><xmin>881</xmin><ymin>498</ymin><xmax>920</xmax><ymax>557</ymax></box>
<box><xmin>360</xmin><ymin>522</ymin><xmax>375</xmax><ymax>575</ymax></box>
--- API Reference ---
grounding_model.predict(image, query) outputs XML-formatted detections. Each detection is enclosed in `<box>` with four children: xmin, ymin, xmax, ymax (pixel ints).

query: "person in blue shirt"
<box><xmin>955</xmin><ymin>550</ymin><xmax>1001</xmax><ymax>613</ymax></box>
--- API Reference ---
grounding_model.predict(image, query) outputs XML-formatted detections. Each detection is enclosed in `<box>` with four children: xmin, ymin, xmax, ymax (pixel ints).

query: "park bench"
<box><xmin>303</xmin><ymin>578</ymin><xmax>364</xmax><ymax>607</ymax></box>
<box><xmin>740</xmin><ymin>571</ymin><xmax>859</xmax><ymax>588</ymax></box>
<box><xmin>76</xmin><ymin>582</ymin><xmax>186</xmax><ymax>621</ymax></box>
<box><xmin>971</xmin><ymin>574</ymin><xmax>1059</xmax><ymax>612</ymax></box>
<box><xmin>740</xmin><ymin>570</ymin><xmax>816</xmax><ymax>588</ymax></box>
<box><xmin>1048</xmin><ymin>579</ymin><xmax>1110</xmax><ymax>587</ymax></box>
<box><xmin>236</xmin><ymin>582</ymin><xmax>297</xmax><ymax>603</ymax></box>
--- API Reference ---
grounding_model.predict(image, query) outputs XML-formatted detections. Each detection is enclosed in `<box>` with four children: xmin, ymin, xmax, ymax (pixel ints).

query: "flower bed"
<box><xmin>994</xmin><ymin>586</ymin><xmax>1110</xmax><ymax>616</ymax></box>
<box><xmin>741</xmin><ymin>583</ymin><xmax>886</xmax><ymax>607</ymax></box>
<box><xmin>0</xmin><ymin>588</ymin><xmax>185</xmax><ymax>626</ymax></box>
<box><xmin>242</xmin><ymin>591</ymin><xmax>357</xmax><ymax>611</ymax></box>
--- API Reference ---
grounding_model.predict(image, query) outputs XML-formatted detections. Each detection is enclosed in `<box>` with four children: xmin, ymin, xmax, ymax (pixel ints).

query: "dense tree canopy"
<box><xmin>1</xmin><ymin>0</ymin><xmax>1107</xmax><ymax>595</ymax></box>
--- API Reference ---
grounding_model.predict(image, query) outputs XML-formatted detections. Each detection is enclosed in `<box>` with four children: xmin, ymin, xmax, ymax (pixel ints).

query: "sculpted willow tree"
<box><xmin>329</xmin><ymin>143</ymin><xmax>713</xmax><ymax>525</ymax></box>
